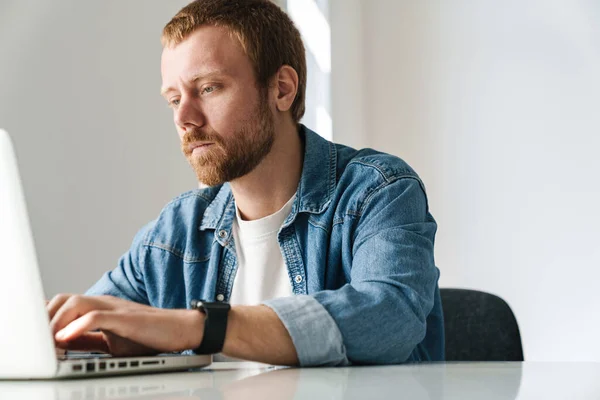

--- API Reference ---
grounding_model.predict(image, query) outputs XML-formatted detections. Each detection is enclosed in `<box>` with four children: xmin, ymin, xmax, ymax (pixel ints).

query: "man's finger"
<box><xmin>55</xmin><ymin>310</ymin><xmax>123</xmax><ymax>343</ymax></box>
<box><xmin>47</xmin><ymin>293</ymin><xmax>75</xmax><ymax>321</ymax></box>
<box><xmin>50</xmin><ymin>295</ymin><xmax>110</xmax><ymax>335</ymax></box>
<box><xmin>56</xmin><ymin>332</ymin><xmax>109</xmax><ymax>354</ymax></box>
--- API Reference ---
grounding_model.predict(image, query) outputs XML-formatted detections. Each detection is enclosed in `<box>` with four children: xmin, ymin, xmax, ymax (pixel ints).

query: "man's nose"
<box><xmin>174</xmin><ymin>97</ymin><xmax>206</xmax><ymax>133</ymax></box>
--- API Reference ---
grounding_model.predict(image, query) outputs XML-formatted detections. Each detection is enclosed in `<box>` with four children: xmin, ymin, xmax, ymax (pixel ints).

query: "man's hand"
<box><xmin>46</xmin><ymin>294</ymin><xmax>299</xmax><ymax>364</ymax></box>
<box><xmin>46</xmin><ymin>294</ymin><xmax>204</xmax><ymax>357</ymax></box>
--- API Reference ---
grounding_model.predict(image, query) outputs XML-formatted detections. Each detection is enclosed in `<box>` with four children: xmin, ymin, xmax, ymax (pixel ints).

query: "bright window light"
<box><xmin>287</xmin><ymin>0</ymin><xmax>331</xmax><ymax>73</ymax></box>
<box><xmin>316</xmin><ymin>106</ymin><xmax>332</xmax><ymax>140</ymax></box>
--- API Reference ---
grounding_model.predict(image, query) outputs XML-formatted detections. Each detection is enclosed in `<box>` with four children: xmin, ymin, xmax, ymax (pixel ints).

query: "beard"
<box><xmin>181</xmin><ymin>92</ymin><xmax>275</xmax><ymax>187</ymax></box>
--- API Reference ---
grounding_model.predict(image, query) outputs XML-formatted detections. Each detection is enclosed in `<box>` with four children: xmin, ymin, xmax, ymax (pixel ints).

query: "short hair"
<box><xmin>162</xmin><ymin>0</ymin><xmax>307</xmax><ymax>123</ymax></box>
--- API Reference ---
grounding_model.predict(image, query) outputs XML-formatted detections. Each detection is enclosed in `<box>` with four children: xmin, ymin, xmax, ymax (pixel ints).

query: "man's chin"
<box><xmin>186</xmin><ymin>153</ymin><xmax>213</xmax><ymax>165</ymax></box>
<box><xmin>194</xmin><ymin>170</ymin><xmax>226</xmax><ymax>187</ymax></box>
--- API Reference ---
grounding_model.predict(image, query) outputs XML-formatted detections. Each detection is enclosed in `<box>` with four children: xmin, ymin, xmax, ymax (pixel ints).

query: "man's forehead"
<box><xmin>161</xmin><ymin>26</ymin><xmax>246</xmax><ymax>77</ymax></box>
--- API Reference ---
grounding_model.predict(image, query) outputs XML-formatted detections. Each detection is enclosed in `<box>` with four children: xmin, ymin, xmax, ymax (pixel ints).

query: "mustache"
<box><xmin>182</xmin><ymin>128</ymin><xmax>222</xmax><ymax>147</ymax></box>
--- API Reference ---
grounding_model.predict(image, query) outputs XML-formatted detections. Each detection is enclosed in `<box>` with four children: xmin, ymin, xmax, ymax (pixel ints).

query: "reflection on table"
<box><xmin>2</xmin><ymin>361</ymin><xmax>600</xmax><ymax>400</ymax></box>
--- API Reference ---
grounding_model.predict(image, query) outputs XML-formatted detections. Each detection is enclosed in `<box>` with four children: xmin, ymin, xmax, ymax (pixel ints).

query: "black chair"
<box><xmin>441</xmin><ymin>288</ymin><xmax>524</xmax><ymax>361</ymax></box>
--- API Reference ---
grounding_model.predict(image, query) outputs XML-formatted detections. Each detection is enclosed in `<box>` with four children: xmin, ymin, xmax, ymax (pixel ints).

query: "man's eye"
<box><xmin>168</xmin><ymin>99</ymin><xmax>180</xmax><ymax>108</ymax></box>
<box><xmin>202</xmin><ymin>86</ymin><xmax>216</xmax><ymax>95</ymax></box>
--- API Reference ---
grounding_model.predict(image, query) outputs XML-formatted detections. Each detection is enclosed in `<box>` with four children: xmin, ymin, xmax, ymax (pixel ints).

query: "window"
<box><xmin>277</xmin><ymin>0</ymin><xmax>332</xmax><ymax>140</ymax></box>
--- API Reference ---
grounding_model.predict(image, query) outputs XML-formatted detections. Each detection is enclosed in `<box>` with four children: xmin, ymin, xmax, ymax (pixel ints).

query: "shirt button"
<box><xmin>216</xmin><ymin>294</ymin><xmax>225</xmax><ymax>301</ymax></box>
<box><xmin>294</xmin><ymin>275</ymin><xmax>303</xmax><ymax>284</ymax></box>
<box><xmin>218</xmin><ymin>230</ymin><xmax>228</xmax><ymax>239</ymax></box>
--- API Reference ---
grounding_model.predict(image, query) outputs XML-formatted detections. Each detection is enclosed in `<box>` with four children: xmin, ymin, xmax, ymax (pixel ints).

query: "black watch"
<box><xmin>190</xmin><ymin>299</ymin><xmax>231</xmax><ymax>354</ymax></box>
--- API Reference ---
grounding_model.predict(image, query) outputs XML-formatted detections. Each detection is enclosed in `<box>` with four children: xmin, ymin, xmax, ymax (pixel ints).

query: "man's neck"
<box><xmin>229</xmin><ymin>121</ymin><xmax>303</xmax><ymax>221</ymax></box>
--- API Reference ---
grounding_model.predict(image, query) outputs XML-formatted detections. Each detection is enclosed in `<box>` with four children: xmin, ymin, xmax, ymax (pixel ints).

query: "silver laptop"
<box><xmin>0</xmin><ymin>129</ymin><xmax>212</xmax><ymax>379</ymax></box>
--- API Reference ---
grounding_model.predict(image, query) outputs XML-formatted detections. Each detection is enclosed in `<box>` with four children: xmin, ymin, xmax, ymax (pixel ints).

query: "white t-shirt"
<box><xmin>228</xmin><ymin>195</ymin><xmax>296</xmax><ymax>306</ymax></box>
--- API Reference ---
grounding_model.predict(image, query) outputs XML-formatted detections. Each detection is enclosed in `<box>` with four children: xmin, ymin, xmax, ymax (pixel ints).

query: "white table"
<box><xmin>1</xmin><ymin>361</ymin><xmax>600</xmax><ymax>399</ymax></box>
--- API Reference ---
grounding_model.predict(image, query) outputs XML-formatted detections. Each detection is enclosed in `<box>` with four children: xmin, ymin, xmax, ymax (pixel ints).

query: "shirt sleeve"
<box><xmin>265</xmin><ymin>177</ymin><xmax>439</xmax><ymax>366</ymax></box>
<box><xmin>263</xmin><ymin>295</ymin><xmax>350</xmax><ymax>366</ymax></box>
<box><xmin>85</xmin><ymin>221</ymin><xmax>153</xmax><ymax>305</ymax></box>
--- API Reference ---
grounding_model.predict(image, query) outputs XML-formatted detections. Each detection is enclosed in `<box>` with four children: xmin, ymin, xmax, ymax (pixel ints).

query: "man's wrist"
<box><xmin>183</xmin><ymin>309</ymin><xmax>205</xmax><ymax>351</ymax></box>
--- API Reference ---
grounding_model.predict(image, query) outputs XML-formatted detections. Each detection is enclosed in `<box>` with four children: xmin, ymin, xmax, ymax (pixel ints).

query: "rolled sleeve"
<box><xmin>263</xmin><ymin>295</ymin><xmax>350</xmax><ymax>366</ymax></box>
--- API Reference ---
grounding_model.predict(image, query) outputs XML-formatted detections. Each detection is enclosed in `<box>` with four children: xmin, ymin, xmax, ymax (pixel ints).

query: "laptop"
<box><xmin>0</xmin><ymin>129</ymin><xmax>212</xmax><ymax>379</ymax></box>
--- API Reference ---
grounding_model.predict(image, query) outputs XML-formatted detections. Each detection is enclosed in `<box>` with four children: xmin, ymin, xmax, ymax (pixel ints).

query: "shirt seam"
<box><xmin>143</xmin><ymin>243</ymin><xmax>211</xmax><ymax>263</ymax></box>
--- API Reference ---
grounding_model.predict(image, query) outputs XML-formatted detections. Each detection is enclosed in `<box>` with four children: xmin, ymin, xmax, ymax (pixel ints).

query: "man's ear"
<box><xmin>272</xmin><ymin>65</ymin><xmax>299</xmax><ymax>113</ymax></box>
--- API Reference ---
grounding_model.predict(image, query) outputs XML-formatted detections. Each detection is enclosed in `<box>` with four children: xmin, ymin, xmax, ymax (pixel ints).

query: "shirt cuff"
<box><xmin>263</xmin><ymin>295</ymin><xmax>350</xmax><ymax>366</ymax></box>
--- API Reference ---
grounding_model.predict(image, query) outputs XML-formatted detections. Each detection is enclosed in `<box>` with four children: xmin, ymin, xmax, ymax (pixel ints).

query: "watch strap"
<box><xmin>191</xmin><ymin>299</ymin><xmax>230</xmax><ymax>354</ymax></box>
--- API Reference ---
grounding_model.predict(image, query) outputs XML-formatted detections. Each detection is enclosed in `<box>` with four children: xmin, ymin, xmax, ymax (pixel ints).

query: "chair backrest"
<box><xmin>441</xmin><ymin>288</ymin><xmax>524</xmax><ymax>361</ymax></box>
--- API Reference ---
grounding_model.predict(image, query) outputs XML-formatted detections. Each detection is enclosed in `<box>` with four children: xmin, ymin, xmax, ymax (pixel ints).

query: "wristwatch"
<box><xmin>190</xmin><ymin>299</ymin><xmax>231</xmax><ymax>354</ymax></box>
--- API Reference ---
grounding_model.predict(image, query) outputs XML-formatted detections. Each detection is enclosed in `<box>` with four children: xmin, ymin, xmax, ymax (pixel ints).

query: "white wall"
<box><xmin>0</xmin><ymin>0</ymin><xmax>193</xmax><ymax>296</ymax></box>
<box><xmin>331</xmin><ymin>0</ymin><xmax>600</xmax><ymax>361</ymax></box>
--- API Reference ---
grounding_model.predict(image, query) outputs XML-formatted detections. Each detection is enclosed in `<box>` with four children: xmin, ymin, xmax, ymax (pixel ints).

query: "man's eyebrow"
<box><xmin>160</xmin><ymin>70</ymin><xmax>228</xmax><ymax>97</ymax></box>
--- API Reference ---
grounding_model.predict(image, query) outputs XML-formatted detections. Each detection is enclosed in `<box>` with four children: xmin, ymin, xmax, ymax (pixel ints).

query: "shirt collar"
<box><xmin>295</xmin><ymin>124</ymin><xmax>337</xmax><ymax>214</ymax></box>
<box><xmin>199</xmin><ymin>124</ymin><xmax>337</xmax><ymax>232</ymax></box>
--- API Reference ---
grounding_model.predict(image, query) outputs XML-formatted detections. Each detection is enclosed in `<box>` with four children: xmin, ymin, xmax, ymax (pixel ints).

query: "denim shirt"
<box><xmin>86</xmin><ymin>125</ymin><xmax>445</xmax><ymax>366</ymax></box>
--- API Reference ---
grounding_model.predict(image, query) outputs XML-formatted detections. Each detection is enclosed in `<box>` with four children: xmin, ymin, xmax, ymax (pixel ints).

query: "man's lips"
<box><xmin>188</xmin><ymin>142</ymin><xmax>214</xmax><ymax>153</ymax></box>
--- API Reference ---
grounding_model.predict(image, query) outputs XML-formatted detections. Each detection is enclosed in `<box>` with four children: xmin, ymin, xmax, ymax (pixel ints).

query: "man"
<box><xmin>47</xmin><ymin>0</ymin><xmax>444</xmax><ymax>366</ymax></box>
